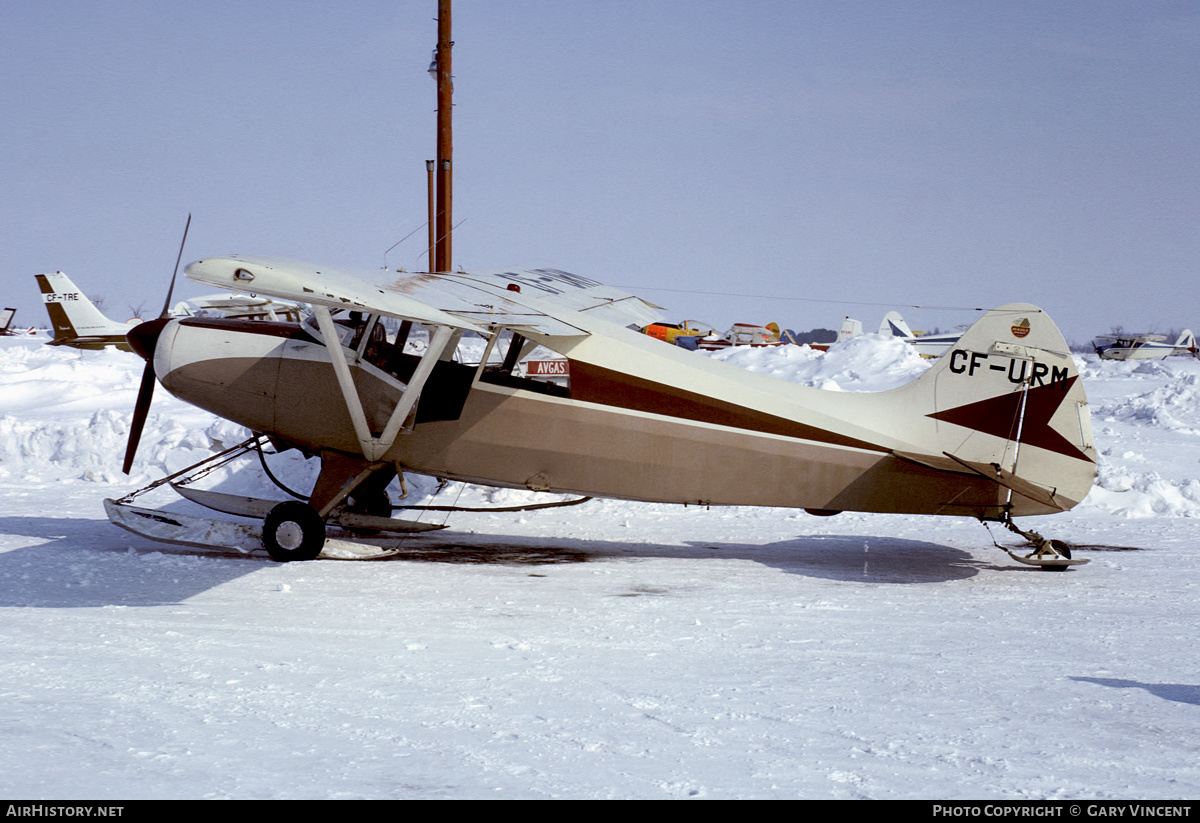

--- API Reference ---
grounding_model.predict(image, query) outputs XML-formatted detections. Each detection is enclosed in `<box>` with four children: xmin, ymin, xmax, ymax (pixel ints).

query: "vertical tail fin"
<box><xmin>35</xmin><ymin>272</ymin><xmax>132</xmax><ymax>343</ymax></box>
<box><xmin>893</xmin><ymin>303</ymin><xmax>1096</xmax><ymax>515</ymax></box>
<box><xmin>1175</xmin><ymin>329</ymin><xmax>1196</xmax><ymax>354</ymax></box>
<box><xmin>879</xmin><ymin>311</ymin><xmax>914</xmax><ymax>338</ymax></box>
<box><xmin>837</xmin><ymin>316</ymin><xmax>862</xmax><ymax>342</ymax></box>
<box><xmin>0</xmin><ymin>307</ymin><xmax>14</xmax><ymax>333</ymax></box>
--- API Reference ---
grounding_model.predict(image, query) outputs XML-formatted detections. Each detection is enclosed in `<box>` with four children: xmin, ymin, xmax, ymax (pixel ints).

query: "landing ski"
<box><xmin>1005</xmin><ymin>548</ymin><xmax>1090</xmax><ymax>570</ymax></box>
<box><xmin>104</xmin><ymin>499</ymin><xmax>406</xmax><ymax>560</ymax></box>
<box><xmin>169</xmin><ymin>484</ymin><xmax>446</xmax><ymax>533</ymax></box>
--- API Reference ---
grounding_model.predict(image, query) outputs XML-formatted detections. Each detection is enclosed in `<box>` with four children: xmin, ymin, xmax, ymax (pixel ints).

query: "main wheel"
<box><xmin>262</xmin><ymin>501</ymin><xmax>326</xmax><ymax>562</ymax></box>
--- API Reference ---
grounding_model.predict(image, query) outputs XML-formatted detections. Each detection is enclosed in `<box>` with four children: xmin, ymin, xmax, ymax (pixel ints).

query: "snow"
<box><xmin>2</xmin><ymin>334</ymin><xmax>1199</xmax><ymax>799</ymax></box>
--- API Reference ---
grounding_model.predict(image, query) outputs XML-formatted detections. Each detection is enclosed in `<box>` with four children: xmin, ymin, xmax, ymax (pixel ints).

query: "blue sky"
<box><xmin>3</xmin><ymin>1</ymin><xmax>1198</xmax><ymax>343</ymax></box>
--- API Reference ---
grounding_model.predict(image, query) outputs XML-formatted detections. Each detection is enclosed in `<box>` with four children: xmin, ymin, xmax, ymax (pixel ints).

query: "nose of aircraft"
<box><xmin>126</xmin><ymin>317</ymin><xmax>171</xmax><ymax>363</ymax></box>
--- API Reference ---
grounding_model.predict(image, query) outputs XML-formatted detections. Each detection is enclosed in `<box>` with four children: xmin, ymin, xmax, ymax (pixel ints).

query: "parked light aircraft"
<box><xmin>35</xmin><ymin>272</ymin><xmax>141</xmax><ymax>352</ymax></box>
<box><xmin>1093</xmin><ymin>331</ymin><xmax>1197</xmax><ymax>361</ymax></box>
<box><xmin>641</xmin><ymin>319</ymin><xmax>717</xmax><ymax>347</ymax></box>
<box><xmin>0</xmin><ymin>307</ymin><xmax>33</xmax><ymax>336</ymax></box>
<box><xmin>696</xmin><ymin>322</ymin><xmax>781</xmax><ymax>350</ymax></box>
<box><xmin>104</xmin><ymin>256</ymin><xmax>1098</xmax><ymax>569</ymax></box>
<box><xmin>104</xmin><ymin>1</ymin><xmax>1095</xmax><ymax>570</ymax></box>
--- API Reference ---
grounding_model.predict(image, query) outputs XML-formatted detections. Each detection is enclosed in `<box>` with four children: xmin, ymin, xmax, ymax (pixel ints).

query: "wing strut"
<box><xmin>312</xmin><ymin>306</ymin><xmax>454</xmax><ymax>461</ymax></box>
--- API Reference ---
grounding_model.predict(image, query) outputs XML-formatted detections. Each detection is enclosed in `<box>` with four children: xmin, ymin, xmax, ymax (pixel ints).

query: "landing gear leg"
<box><xmin>347</xmin><ymin>464</ymin><xmax>397</xmax><ymax>518</ymax></box>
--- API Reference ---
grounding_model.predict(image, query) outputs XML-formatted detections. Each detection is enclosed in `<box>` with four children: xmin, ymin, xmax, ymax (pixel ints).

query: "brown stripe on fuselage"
<box><xmin>178</xmin><ymin>317</ymin><xmax>303</xmax><ymax>339</ymax></box>
<box><xmin>567</xmin><ymin>360</ymin><xmax>887</xmax><ymax>453</ymax></box>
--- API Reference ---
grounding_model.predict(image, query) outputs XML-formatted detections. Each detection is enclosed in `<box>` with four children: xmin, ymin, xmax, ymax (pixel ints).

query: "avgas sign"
<box><xmin>525</xmin><ymin>360</ymin><xmax>570</xmax><ymax>377</ymax></box>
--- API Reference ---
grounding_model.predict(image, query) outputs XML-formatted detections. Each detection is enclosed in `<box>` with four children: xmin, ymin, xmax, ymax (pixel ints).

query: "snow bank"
<box><xmin>1079</xmin><ymin>354</ymin><xmax>1200</xmax><ymax>518</ymax></box>
<box><xmin>1093</xmin><ymin>370</ymin><xmax>1200</xmax><ymax>435</ymax></box>
<box><xmin>0</xmin><ymin>342</ymin><xmax>244</xmax><ymax>484</ymax></box>
<box><xmin>1086</xmin><ymin>465</ymin><xmax>1200</xmax><ymax>518</ymax></box>
<box><xmin>704</xmin><ymin>333</ymin><xmax>930</xmax><ymax>391</ymax></box>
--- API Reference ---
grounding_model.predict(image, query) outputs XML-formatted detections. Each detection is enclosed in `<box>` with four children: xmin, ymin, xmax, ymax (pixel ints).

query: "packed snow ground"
<box><xmin>1</xmin><ymin>333</ymin><xmax>1199</xmax><ymax>799</ymax></box>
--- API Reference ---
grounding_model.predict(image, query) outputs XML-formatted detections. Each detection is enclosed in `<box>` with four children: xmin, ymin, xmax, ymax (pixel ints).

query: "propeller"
<box><xmin>122</xmin><ymin>214</ymin><xmax>191</xmax><ymax>474</ymax></box>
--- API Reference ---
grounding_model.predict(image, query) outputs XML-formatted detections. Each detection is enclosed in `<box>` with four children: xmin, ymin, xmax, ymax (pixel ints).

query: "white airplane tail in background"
<box><xmin>878</xmin><ymin>310</ymin><xmax>961</xmax><ymax>358</ymax></box>
<box><xmin>35</xmin><ymin>272</ymin><xmax>138</xmax><ymax>351</ymax></box>
<box><xmin>836</xmin><ymin>316</ymin><xmax>862</xmax><ymax>342</ymax></box>
<box><xmin>879</xmin><ymin>310</ymin><xmax>915</xmax><ymax>338</ymax></box>
<box><xmin>1175</xmin><ymin>330</ymin><xmax>1196</xmax><ymax>354</ymax></box>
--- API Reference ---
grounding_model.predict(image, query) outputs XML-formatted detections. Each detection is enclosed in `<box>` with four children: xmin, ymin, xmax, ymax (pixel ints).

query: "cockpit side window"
<box><xmin>478</xmin><ymin>329</ymin><xmax>571</xmax><ymax>397</ymax></box>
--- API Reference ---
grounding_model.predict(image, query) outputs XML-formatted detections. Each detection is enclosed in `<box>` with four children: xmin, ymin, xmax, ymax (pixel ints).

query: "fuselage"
<box><xmin>150</xmin><ymin>306</ymin><xmax>1094</xmax><ymax>520</ymax></box>
<box><xmin>1096</xmin><ymin>339</ymin><xmax>1186</xmax><ymax>360</ymax></box>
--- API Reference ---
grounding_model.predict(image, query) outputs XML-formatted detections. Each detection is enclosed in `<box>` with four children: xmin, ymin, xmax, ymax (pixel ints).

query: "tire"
<box><xmin>262</xmin><ymin>501</ymin><xmax>326</xmax><ymax>562</ymax></box>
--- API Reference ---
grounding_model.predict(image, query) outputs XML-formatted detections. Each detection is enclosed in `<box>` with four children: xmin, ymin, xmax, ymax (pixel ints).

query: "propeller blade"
<box><xmin>159</xmin><ymin>213</ymin><xmax>192</xmax><ymax>319</ymax></box>
<box><xmin>123</xmin><ymin>359</ymin><xmax>157</xmax><ymax>474</ymax></box>
<box><xmin>123</xmin><ymin>208</ymin><xmax>189</xmax><ymax>474</ymax></box>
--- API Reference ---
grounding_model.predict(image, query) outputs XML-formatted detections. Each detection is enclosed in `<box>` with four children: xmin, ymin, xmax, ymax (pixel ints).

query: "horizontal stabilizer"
<box><xmin>892</xmin><ymin>450</ymin><xmax>1069</xmax><ymax>511</ymax></box>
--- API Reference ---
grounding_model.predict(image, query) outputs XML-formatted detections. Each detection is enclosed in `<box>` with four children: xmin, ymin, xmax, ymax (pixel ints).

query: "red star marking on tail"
<box><xmin>928</xmin><ymin>376</ymin><xmax>1092</xmax><ymax>462</ymax></box>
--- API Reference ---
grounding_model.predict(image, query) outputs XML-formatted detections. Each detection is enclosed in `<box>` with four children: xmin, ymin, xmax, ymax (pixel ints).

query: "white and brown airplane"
<box><xmin>1093</xmin><ymin>330</ymin><xmax>1197</xmax><ymax>361</ymax></box>
<box><xmin>106</xmin><ymin>256</ymin><xmax>1097</xmax><ymax>569</ymax></box>
<box><xmin>35</xmin><ymin>271</ymin><xmax>141</xmax><ymax>352</ymax></box>
<box><xmin>104</xmin><ymin>1</ymin><xmax>1095</xmax><ymax>569</ymax></box>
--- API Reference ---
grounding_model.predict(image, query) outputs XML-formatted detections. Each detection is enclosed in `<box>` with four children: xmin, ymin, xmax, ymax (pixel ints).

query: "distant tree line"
<box><xmin>792</xmin><ymin>327</ymin><xmax>837</xmax><ymax>344</ymax></box>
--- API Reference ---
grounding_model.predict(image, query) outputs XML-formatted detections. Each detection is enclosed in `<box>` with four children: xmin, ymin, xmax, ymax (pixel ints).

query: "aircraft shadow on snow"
<box><xmin>0</xmin><ymin>508</ymin><xmax>1016</xmax><ymax>609</ymax></box>
<box><xmin>344</xmin><ymin>531</ymin><xmax>989</xmax><ymax>584</ymax></box>
<box><xmin>0</xmin><ymin>514</ymin><xmax>268</xmax><ymax>609</ymax></box>
<box><xmin>384</xmin><ymin>530</ymin><xmax>1032</xmax><ymax>585</ymax></box>
<box><xmin>1070</xmin><ymin>677</ymin><xmax>1200</xmax><ymax>707</ymax></box>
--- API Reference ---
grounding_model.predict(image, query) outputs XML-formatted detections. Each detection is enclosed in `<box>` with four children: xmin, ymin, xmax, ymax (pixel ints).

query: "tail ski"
<box><xmin>889</xmin><ymin>303</ymin><xmax>1096</xmax><ymax>516</ymax></box>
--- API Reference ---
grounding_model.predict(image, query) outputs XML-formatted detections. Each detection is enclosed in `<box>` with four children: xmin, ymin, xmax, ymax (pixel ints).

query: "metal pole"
<box><xmin>433</xmin><ymin>0</ymin><xmax>453</xmax><ymax>272</ymax></box>
<box><xmin>426</xmin><ymin>159</ymin><xmax>435</xmax><ymax>270</ymax></box>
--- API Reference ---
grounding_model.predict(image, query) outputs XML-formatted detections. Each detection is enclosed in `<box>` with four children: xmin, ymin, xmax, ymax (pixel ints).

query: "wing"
<box><xmin>184</xmin><ymin>257</ymin><xmax>662</xmax><ymax>335</ymax></box>
<box><xmin>390</xmin><ymin>268</ymin><xmax>663</xmax><ymax>334</ymax></box>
